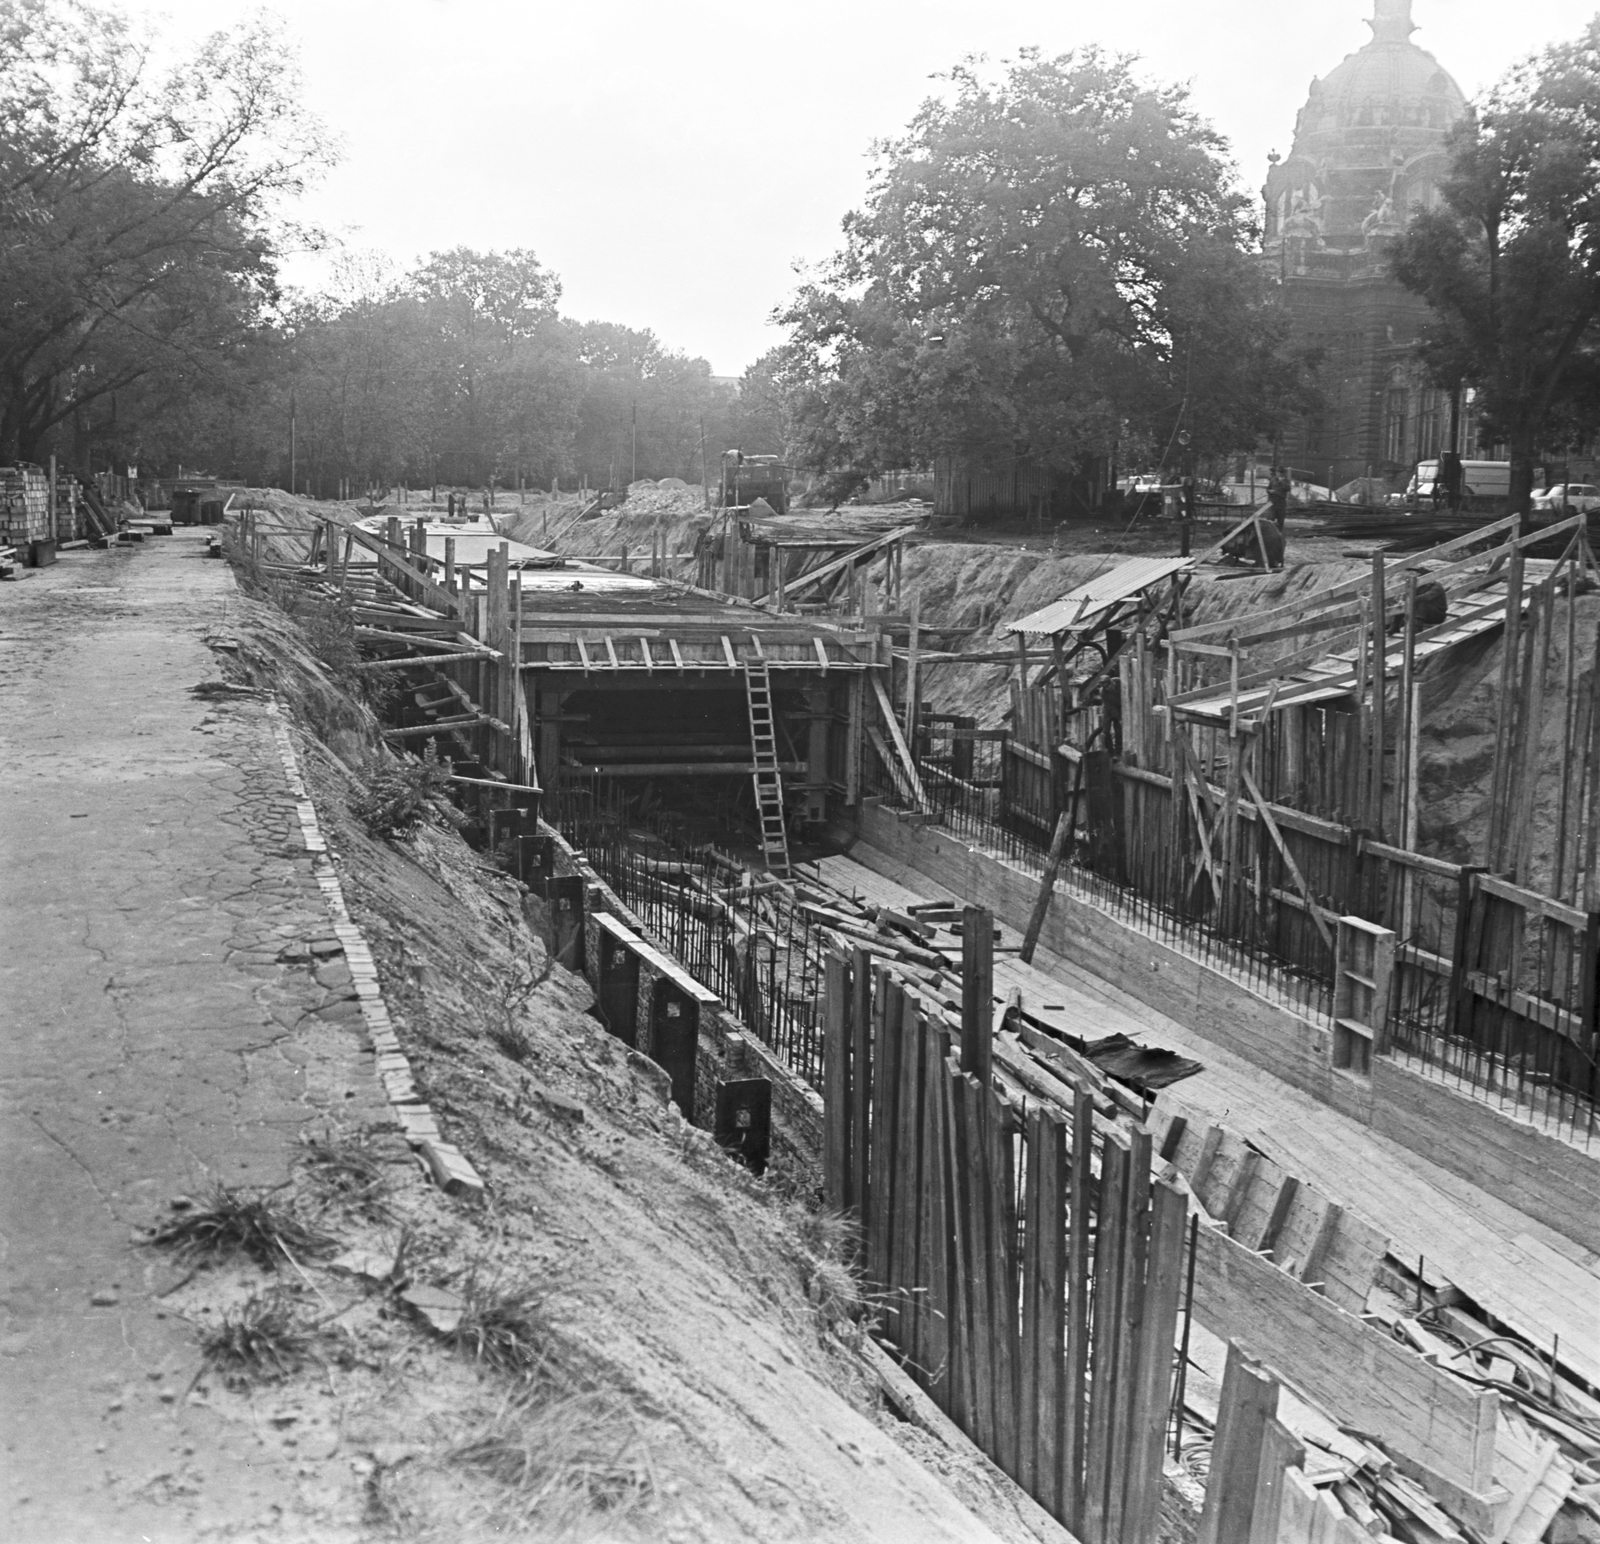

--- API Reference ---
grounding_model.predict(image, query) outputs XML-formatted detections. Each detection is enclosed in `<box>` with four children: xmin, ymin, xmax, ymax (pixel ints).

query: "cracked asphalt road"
<box><xmin>0</xmin><ymin>532</ymin><xmax>386</xmax><ymax>1542</ymax></box>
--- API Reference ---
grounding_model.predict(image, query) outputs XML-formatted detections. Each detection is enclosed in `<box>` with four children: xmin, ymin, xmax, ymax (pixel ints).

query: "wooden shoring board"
<box><xmin>1147</xmin><ymin>1100</ymin><xmax>1385</xmax><ymax>1315</ymax></box>
<box><xmin>1143</xmin><ymin>1069</ymin><xmax>1600</xmax><ymax>1392</ymax></box>
<box><xmin>869</xmin><ymin>670</ymin><xmax>930</xmax><ymax>809</ymax></box>
<box><xmin>1187</xmin><ymin>1218</ymin><xmax>1499</xmax><ymax>1494</ymax></box>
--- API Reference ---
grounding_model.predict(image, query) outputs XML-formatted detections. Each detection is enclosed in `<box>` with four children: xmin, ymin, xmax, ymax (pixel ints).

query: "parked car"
<box><xmin>1531</xmin><ymin>483</ymin><xmax>1600</xmax><ymax>513</ymax></box>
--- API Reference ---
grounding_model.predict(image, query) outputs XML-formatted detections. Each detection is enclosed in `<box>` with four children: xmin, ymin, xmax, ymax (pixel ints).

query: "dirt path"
<box><xmin>0</xmin><ymin>533</ymin><xmax>388</xmax><ymax>1543</ymax></box>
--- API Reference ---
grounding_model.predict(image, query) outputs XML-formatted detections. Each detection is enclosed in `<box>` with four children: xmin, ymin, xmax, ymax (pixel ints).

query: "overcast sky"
<box><xmin>123</xmin><ymin>0</ymin><xmax>1596</xmax><ymax>375</ymax></box>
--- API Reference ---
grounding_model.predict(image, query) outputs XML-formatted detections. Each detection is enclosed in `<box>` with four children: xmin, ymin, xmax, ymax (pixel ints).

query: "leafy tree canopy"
<box><xmin>1391</xmin><ymin>17</ymin><xmax>1600</xmax><ymax>517</ymax></box>
<box><xmin>771</xmin><ymin>49</ymin><xmax>1317</xmax><ymax>486</ymax></box>
<box><xmin>0</xmin><ymin>0</ymin><xmax>332</xmax><ymax>462</ymax></box>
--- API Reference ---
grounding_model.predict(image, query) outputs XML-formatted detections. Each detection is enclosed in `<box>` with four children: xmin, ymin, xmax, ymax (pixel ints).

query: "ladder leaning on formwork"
<box><xmin>743</xmin><ymin>661</ymin><xmax>791</xmax><ymax>877</ymax></box>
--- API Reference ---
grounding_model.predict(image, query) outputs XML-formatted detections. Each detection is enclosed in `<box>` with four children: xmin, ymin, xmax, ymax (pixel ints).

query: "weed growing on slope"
<box><xmin>351</xmin><ymin>743</ymin><xmax>454</xmax><ymax>837</ymax></box>
<box><xmin>200</xmin><ymin>1291</ymin><xmax>309</xmax><ymax>1385</ymax></box>
<box><xmin>299</xmin><ymin>1128</ymin><xmax>393</xmax><ymax>1219</ymax></box>
<box><xmin>790</xmin><ymin>1206</ymin><xmax>872</xmax><ymax>1339</ymax></box>
<box><xmin>449</xmin><ymin>1390</ymin><xmax>656</xmax><ymax>1529</ymax></box>
<box><xmin>147</xmin><ymin>1184</ymin><xmax>335</xmax><ymax>1270</ymax></box>
<box><xmin>446</xmin><ymin>1276</ymin><xmax>557</xmax><ymax>1380</ymax></box>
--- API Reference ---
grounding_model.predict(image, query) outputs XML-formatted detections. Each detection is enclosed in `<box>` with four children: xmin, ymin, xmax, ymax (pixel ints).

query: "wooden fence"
<box><xmin>822</xmin><ymin>939</ymin><xmax>1188</xmax><ymax>1544</ymax></box>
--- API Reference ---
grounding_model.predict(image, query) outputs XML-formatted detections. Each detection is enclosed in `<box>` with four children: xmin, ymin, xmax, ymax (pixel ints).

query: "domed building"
<box><xmin>1263</xmin><ymin>0</ymin><xmax>1471</xmax><ymax>490</ymax></box>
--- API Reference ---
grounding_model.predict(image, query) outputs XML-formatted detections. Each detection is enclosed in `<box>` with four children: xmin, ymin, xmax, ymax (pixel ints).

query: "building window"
<box><xmin>1418</xmin><ymin>391</ymin><xmax>1443</xmax><ymax>458</ymax></box>
<box><xmin>1385</xmin><ymin>389</ymin><xmax>1409</xmax><ymax>464</ymax></box>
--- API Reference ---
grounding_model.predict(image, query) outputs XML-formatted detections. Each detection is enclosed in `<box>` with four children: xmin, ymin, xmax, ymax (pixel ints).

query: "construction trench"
<box><xmin>124</xmin><ymin>488</ymin><xmax>1600</xmax><ymax>1542</ymax></box>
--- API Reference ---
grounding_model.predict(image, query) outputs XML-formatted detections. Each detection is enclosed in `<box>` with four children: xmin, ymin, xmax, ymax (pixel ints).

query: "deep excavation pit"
<box><xmin>212</xmin><ymin>488</ymin><xmax>1600</xmax><ymax>1544</ymax></box>
<box><xmin>177</xmin><ymin>576</ymin><xmax>1070</xmax><ymax>1544</ymax></box>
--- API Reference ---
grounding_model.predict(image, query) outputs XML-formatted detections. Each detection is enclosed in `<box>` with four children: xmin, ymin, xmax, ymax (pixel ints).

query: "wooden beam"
<box><xmin>753</xmin><ymin>523</ymin><xmax>920</xmax><ymax>607</ymax></box>
<box><xmin>1190</xmin><ymin>1220</ymin><xmax>1499</xmax><ymax>1493</ymax></box>
<box><xmin>870</xmin><ymin>670</ymin><xmax>929</xmax><ymax>809</ymax></box>
<box><xmin>1241</xmin><ymin>766</ymin><xmax>1334</xmax><ymax>950</ymax></box>
<box><xmin>1196</xmin><ymin>1347</ymin><xmax>1279</xmax><ymax>1544</ymax></box>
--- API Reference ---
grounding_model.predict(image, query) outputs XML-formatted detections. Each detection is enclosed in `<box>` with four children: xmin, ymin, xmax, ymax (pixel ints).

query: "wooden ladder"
<box><xmin>743</xmin><ymin>661</ymin><xmax>791</xmax><ymax>877</ymax></box>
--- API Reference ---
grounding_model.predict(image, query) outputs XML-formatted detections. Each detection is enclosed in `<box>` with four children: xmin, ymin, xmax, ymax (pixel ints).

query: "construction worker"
<box><xmin>1267</xmin><ymin>468</ymin><xmax>1291</xmax><ymax>529</ymax></box>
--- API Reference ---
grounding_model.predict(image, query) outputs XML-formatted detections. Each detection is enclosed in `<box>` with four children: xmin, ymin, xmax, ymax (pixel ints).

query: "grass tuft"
<box><xmin>488</xmin><ymin>1022</ymin><xmax>533</xmax><ymax>1064</ymax></box>
<box><xmin>299</xmin><ymin>1129</ymin><xmax>392</xmax><ymax>1218</ymax></box>
<box><xmin>790</xmin><ymin>1207</ymin><xmax>871</xmax><ymax>1336</ymax></box>
<box><xmin>146</xmin><ymin>1183</ymin><xmax>335</xmax><ymax>1270</ymax></box>
<box><xmin>449</xmin><ymin>1390</ymin><xmax>655</xmax><ymax>1525</ymax></box>
<box><xmin>200</xmin><ymin>1291</ymin><xmax>308</xmax><ymax>1384</ymax></box>
<box><xmin>447</xmin><ymin>1278</ymin><xmax>555</xmax><ymax>1380</ymax></box>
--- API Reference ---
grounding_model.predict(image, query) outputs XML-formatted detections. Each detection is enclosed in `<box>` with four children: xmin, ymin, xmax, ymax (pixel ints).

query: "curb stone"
<box><xmin>265</xmin><ymin>699</ymin><xmax>485</xmax><ymax>1199</ymax></box>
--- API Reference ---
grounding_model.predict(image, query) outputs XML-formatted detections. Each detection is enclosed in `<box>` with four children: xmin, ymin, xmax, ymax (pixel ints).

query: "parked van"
<box><xmin>1405</xmin><ymin>460</ymin><xmax>1512</xmax><ymax>508</ymax></box>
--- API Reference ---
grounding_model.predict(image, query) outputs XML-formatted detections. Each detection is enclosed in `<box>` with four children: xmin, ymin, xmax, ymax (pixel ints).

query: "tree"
<box><xmin>1391</xmin><ymin>19</ymin><xmax>1600</xmax><ymax>524</ymax></box>
<box><xmin>569</xmin><ymin>321</ymin><xmax>732</xmax><ymax>487</ymax></box>
<box><xmin>772</xmin><ymin>49</ymin><xmax>1316</xmax><ymax>492</ymax></box>
<box><xmin>0</xmin><ymin>0</ymin><xmax>332</xmax><ymax>466</ymax></box>
<box><xmin>407</xmin><ymin>248</ymin><xmax>575</xmax><ymax>488</ymax></box>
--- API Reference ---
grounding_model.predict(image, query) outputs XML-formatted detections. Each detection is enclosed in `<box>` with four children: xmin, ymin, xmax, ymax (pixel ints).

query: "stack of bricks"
<box><xmin>0</xmin><ymin>467</ymin><xmax>50</xmax><ymax>550</ymax></box>
<box><xmin>54</xmin><ymin>475</ymin><xmax>80</xmax><ymax>542</ymax></box>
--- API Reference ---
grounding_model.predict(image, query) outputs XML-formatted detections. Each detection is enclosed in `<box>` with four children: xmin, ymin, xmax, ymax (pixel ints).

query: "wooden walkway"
<box><xmin>819</xmin><ymin>851</ymin><xmax>1600</xmax><ymax>1389</ymax></box>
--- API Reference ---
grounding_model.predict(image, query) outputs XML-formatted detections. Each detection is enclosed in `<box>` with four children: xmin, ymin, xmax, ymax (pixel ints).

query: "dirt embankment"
<box><xmin>180</xmin><ymin>582</ymin><xmax>1038</xmax><ymax>1543</ymax></box>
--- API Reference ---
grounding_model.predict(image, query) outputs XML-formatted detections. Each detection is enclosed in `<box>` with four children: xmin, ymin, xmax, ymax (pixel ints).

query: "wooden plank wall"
<box><xmin>823</xmin><ymin>947</ymin><xmax>1188</xmax><ymax>1544</ymax></box>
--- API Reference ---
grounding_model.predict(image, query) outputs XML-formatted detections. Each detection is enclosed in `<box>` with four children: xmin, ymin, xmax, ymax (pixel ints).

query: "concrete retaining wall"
<box><xmin>851</xmin><ymin>801</ymin><xmax>1600</xmax><ymax>1256</ymax></box>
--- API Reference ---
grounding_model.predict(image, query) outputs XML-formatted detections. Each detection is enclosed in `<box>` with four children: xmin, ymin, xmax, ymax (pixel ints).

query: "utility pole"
<box><xmin>699</xmin><ymin>417</ymin><xmax>709</xmax><ymax>509</ymax></box>
<box><xmin>631</xmin><ymin>401</ymin><xmax>638</xmax><ymax>485</ymax></box>
<box><xmin>289</xmin><ymin>390</ymin><xmax>297</xmax><ymax>495</ymax></box>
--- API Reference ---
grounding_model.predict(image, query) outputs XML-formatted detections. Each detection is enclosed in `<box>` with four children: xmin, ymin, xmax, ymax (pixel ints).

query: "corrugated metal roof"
<box><xmin>1005</xmin><ymin>556</ymin><xmax>1193</xmax><ymax>637</ymax></box>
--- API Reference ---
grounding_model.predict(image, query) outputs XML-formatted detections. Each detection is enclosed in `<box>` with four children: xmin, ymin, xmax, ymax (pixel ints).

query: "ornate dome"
<box><xmin>1309</xmin><ymin>15</ymin><xmax>1466</xmax><ymax>134</ymax></box>
<box><xmin>1264</xmin><ymin>1</ymin><xmax>1467</xmax><ymax>259</ymax></box>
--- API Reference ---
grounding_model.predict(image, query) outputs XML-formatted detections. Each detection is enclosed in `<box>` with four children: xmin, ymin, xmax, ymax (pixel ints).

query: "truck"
<box><xmin>1405</xmin><ymin>459</ymin><xmax>1511</xmax><ymax>510</ymax></box>
<box><xmin>719</xmin><ymin>452</ymin><xmax>789</xmax><ymax>515</ymax></box>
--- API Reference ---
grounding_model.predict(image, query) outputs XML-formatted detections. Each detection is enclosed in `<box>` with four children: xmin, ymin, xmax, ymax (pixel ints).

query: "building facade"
<box><xmin>1263</xmin><ymin>0</ymin><xmax>1473</xmax><ymax>491</ymax></box>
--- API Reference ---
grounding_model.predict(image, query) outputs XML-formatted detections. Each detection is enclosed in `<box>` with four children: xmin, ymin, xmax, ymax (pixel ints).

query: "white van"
<box><xmin>1406</xmin><ymin>460</ymin><xmax>1512</xmax><ymax>504</ymax></box>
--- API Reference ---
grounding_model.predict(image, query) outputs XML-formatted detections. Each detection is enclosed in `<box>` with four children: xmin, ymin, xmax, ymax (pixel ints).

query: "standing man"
<box><xmin>1267</xmin><ymin>467</ymin><xmax>1291</xmax><ymax>530</ymax></box>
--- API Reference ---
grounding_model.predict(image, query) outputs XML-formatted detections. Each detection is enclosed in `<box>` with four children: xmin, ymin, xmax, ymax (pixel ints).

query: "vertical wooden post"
<box><xmin>444</xmin><ymin>536</ymin><xmax>457</xmax><ymax>595</ymax></box>
<box><xmin>1247</xmin><ymin>1419</ymin><xmax>1307</xmax><ymax>1544</ymax></box>
<box><xmin>961</xmin><ymin>906</ymin><xmax>994</xmax><ymax>1084</ymax></box>
<box><xmin>905</xmin><ymin>588</ymin><xmax>921</xmax><ymax>754</ymax></box>
<box><xmin>846</xmin><ymin>673</ymin><xmax>864</xmax><ymax>807</ymax></box>
<box><xmin>1125</xmin><ymin>1176</ymin><xmax>1190</xmax><ymax>1544</ymax></box>
<box><xmin>921</xmin><ymin>1013</ymin><xmax>952</xmax><ymax>1408</ymax></box>
<box><xmin>1104</xmin><ymin>1127</ymin><xmax>1152</xmax><ymax>1543</ymax></box>
<box><xmin>1487</xmin><ymin>545</ymin><xmax>1526</xmax><ymax>870</ymax></box>
<box><xmin>1196</xmin><ymin>1346</ymin><xmax>1281</xmax><ymax>1544</ymax></box>
<box><xmin>1554</xmin><ymin>555</ymin><xmax>1581</xmax><ymax>901</ymax></box>
<box><xmin>1370</xmin><ymin>553</ymin><xmax>1387</xmax><ymax>840</ymax></box>
<box><xmin>823</xmin><ymin>953</ymin><xmax>849</xmax><ymax>1212</ymax></box>
<box><xmin>986</xmin><ymin>1084</ymin><xmax>1022</xmax><ymax>1481</ymax></box>
<box><xmin>1062</xmin><ymin>1091</ymin><xmax>1094</xmax><ymax>1531</ymax></box>
<box><xmin>1509</xmin><ymin>582</ymin><xmax>1552</xmax><ymax>885</ymax></box>
<box><xmin>892</xmin><ymin>993</ymin><xmax>925</xmax><ymax>1359</ymax></box>
<box><xmin>960</xmin><ymin>1074</ymin><xmax>996</xmax><ymax>1454</ymax></box>
<box><xmin>850</xmin><ymin>948</ymin><xmax>871</xmax><ymax>1223</ymax></box>
<box><xmin>943</xmin><ymin>1057</ymin><xmax>978</xmax><ymax>1432</ymax></box>
<box><xmin>869</xmin><ymin>970</ymin><xmax>899</xmax><ymax>1299</ymax></box>
<box><xmin>1022</xmin><ymin>1105</ymin><xmax>1068</xmax><ymax>1511</ymax></box>
<box><xmin>1082</xmin><ymin>1132</ymin><xmax>1130</xmax><ymax>1542</ymax></box>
